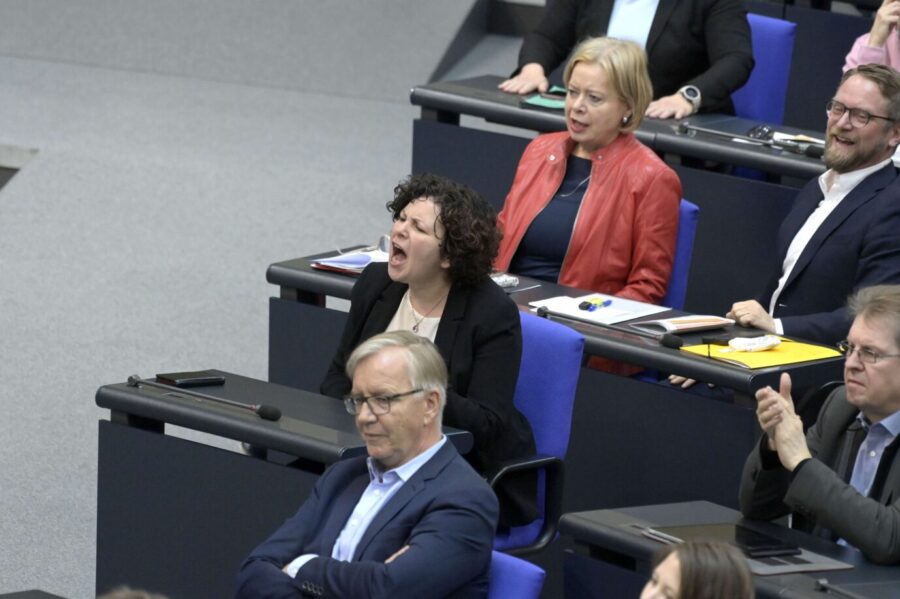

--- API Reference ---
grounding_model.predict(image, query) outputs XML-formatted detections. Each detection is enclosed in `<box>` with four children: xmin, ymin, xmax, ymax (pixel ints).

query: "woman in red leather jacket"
<box><xmin>495</xmin><ymin>37</ymin><xmax>682</xmax><ymax>306</ymax></box>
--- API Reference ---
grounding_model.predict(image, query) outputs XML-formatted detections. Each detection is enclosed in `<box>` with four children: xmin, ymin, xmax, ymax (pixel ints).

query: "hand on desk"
<box><xmin>498</xmin><ymin>64</ymin><xmax>549</xmax><ymax>95</ymax></box>
<box><xmin>645</xmin><ymin>94</ymin><xmax>695</xmax><ymax>120</ymax></box>
<box><xmin>727</xmin><ymin>300</ymin><xmax>776</xmax><ymax>333</ymax></box>
<box><xmin>667</xmin><ymin>300</ymin><xmax>775</xmax><ymax>389</ymax></box>
<box><xmin>755</xmin><ymin>373</ymin><xmax>812</xmax><ymax>471</ymax></box>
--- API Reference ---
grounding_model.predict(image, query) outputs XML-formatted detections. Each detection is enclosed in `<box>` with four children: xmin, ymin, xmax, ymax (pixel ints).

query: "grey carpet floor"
<box><xmin>0</xmin><ymin>0</ymin><xmax>517</xmax><ymax>598</ymax></box>
<box><xmin>0</xmin><ymin>54</ymin><xmax>412</xmax><ymax>597</ymax></box>
<box><xmin>0</xmin><ymin>2</ymin><xmax>521</xmax><ymax>594</ymax></box>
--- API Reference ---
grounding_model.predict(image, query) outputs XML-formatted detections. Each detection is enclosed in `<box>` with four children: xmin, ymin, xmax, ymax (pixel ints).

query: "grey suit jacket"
<box><xmin>739</xmin><ymin>386</ymin><xmax>900</xmax><ymax>564</ymax></box>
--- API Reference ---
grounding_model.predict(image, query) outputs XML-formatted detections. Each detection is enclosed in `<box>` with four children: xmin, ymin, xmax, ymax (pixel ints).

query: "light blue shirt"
<box><xmin>284</xmin><ymin>436</ymin><xmax>447</xmax><ymax>577</ymax></box>
<box><xmin>849</xmin><ymin>410</ymin><xmax>900</xmax><ymax>497</ymax></box>
<box><xmin>837</xmin><ymin>410</ymin><xmax>900</xmax><ymax>547</ymax></box>
<box><xmin>606</xmin><ymin>0</ymin><xmax>661</xmax><ymax>49</ymax></box>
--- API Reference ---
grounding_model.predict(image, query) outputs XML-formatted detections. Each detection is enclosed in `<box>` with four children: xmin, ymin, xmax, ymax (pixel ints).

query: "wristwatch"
<box><xmin>678</xmin><ymin>85</ymin><xmax>702</xmax><ymax>112</ymax></box>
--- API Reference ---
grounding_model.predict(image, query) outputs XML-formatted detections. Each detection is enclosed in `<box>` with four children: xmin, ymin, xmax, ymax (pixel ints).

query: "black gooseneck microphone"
<box><xmin>535</xmin><ymin>306</ymin><xmax>684</xmax><ymax>348</ymax></box>
<box><xmin>677</xmin><ymin>121</ymin><xmax>825</xmax><ymax>160</ymax></box>
<box><xmin>127</xmin><ymin>374</ymin><xmax>282</xmax><ymax>422</ymax></box>
<box><xmin>814</xmin><ymin>578</ymin><xmax>867</xmax><ymax>599</ymax></box>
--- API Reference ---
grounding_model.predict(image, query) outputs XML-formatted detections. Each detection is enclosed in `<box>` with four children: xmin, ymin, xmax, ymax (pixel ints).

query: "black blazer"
<box><xmin>517</xmin><ymin>0</ymin><xmax>753</xmax><ymax>114</ymax></box>
<box><xmin>320</xmin><ymin>263</ymin><xmax>536</xmax><ymax>524</ymax></box>
<box><xmin>758</xmin><ymin>163</ymin><xmax>900</xmax><ymax>345</ymax></box>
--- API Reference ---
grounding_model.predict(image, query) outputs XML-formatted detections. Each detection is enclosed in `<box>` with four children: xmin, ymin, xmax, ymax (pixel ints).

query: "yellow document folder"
<box><xmin>681</xmin><ymin>338</ymin><xmax>842</xmax><ymax>369</ymax></box>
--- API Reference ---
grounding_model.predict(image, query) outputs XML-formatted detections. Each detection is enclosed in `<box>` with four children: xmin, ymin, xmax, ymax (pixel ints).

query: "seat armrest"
<box><xmin>488</xmin><ymin>454</ymin><xmax>565</xmax><ymax>556</ymax></box>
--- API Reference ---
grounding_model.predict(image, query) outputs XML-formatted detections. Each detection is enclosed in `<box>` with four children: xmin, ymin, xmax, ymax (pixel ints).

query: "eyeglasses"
<box><xmin>343</xmin><ymin>388</ymin><xmax>423</xmax><ymax>415</ymax></box>
<box><xmin>837</xmin><ymin>340</ymin><xmax>900</xmax><ymax>364</ymax></box>
<box><xmin>826</xmin><ymin>100</ymin><xmax>895</xmax><ymax>127</ymax></box>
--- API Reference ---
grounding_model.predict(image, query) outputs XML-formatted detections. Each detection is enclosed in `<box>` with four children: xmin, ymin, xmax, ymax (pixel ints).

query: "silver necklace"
<box><xmin>408</xmin><ymin>291</ymin><xmax>448</xmax><ymax>333</ymax></box>
<box><xmin>557</xmin><ymin>175</ymin><xmax>591</xmax><ymax>198</ymax></box>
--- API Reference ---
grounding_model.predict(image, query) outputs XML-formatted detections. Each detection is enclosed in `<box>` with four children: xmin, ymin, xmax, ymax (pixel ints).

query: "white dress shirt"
<box><xmin>768</xmin><ymin>158</ymin><xmax>892</xmax><ymax>334</ymax></box>
<box><xmin>607</xmin><ymin>0</ymin><xmax>661</xmax><ymax>49</ymax></box>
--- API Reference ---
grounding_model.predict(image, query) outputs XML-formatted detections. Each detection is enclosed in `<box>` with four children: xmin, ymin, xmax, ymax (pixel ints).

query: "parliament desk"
<box><xmin>94</xmin><ymin>371</ymin><xmax>471</xmax><ymax>598</ymax></box>
<box><xmin>410</xmin><ymin>75</ymin><xmax>826</xmax><ymax>181</ymax></box>
<box><xmin>408</xmin><ymin>75</ymin><xmax>815</xmax><ymax>317</ymax></box>
<box><xmin>267</xmin><ymin>256</ymin><xmax>844</xmax><ymax>518</ymax></box>
<box><xmin>560</xmin><ymin>501</ymin><xmax>900</xmax><ymax>599</ymax></box>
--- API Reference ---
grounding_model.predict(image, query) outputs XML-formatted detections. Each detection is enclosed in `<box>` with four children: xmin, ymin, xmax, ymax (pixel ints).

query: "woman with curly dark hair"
<box><xmin>320</xmin><ymin>173</ymin><xmax>536</xmax><ymax>527</ymax></box>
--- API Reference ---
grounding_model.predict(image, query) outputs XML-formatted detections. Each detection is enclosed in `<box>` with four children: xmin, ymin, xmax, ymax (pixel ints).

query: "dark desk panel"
<box><xmin>560</xmin><ymin>501</ymin><xmax>900</xmax><ymax>599</ymax></box>
<box><xmin>411</xmin><ymin>75</ymin><xmax>826</xmax><ymax>179</ymax></box>
<box><xmin>96</xmin><ymin>421</ymin><xmax>318</xmax><ymax>599</ymax></box>
<box><xmin>95</xmin><ymin>372</ymin><xmax>472</xmax><ymax>598</ymax></box>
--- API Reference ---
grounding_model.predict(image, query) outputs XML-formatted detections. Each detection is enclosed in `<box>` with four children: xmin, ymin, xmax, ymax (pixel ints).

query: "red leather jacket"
<box><xmin>496</xmin><ymin>131</ymin><xmax>681</xmax><ymax>304</ymax></box>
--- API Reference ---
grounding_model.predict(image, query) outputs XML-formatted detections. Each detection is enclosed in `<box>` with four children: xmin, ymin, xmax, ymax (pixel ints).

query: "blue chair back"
<box><xmin>494</xmin><ymin>311</ymin><xmax>583</xmax><ymax>552</ymax></box>
<box><xmin>513</xmin><ymin>312</ymin><xmax>583</xmax><ymax>461</ymax></box>
<box><xmin>487</xmin><ymin>550</ymin><xmax>546</xmax><ymax>599</ymax></box>
<box><xmin>732</xmin><ymin>13</ymin><xmax>796</xmax><ymax>125</ymax></box>
<box><xmin>661</xmin><ymin>199</ymin><xmax>700</xmax><ymax>310</ymax></box>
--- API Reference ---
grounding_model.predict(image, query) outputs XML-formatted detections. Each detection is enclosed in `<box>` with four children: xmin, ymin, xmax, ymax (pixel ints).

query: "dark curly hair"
<box><xmin>386</xmin><ymin>173</ymin><xmax>500</xmax><ymax>287</ymax></box>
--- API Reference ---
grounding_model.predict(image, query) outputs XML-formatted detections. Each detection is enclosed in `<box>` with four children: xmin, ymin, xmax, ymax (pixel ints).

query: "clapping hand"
<box><xmin>754</xmin><ymin>373</ymin><xmax>812</xmax><ymax>471</ymax></box>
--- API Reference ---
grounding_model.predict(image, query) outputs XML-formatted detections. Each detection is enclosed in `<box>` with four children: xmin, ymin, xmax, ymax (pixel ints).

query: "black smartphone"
<box><xmin>155</xmin><ymin>371</ymin><xmax>226</xmax><ymax>388</ymax></box>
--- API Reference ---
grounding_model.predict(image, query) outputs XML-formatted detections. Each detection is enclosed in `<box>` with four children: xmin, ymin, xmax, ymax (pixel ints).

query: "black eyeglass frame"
<box><xmin>826</xmin><ymin>99</ymin><xmax>895</xmax><ymax>127</ymax></box>
<box><xmin>837</xmin><ymin>340</ymin><xmax>900</xmax><ymax>364</ymax></box>
<box><xmin>343</xmin><ymin>388</ymin><xmax>424</xmax><ymax>415</ymax></box>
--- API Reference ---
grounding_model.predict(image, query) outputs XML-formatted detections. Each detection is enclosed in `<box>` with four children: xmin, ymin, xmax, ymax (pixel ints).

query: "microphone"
<box><xmin>803</xmin><ymin>143</ymin><xmax>825</xmax><ymax>159</ymax></box>
<box><xmin>659</xmin><ymin>333</ymin><xmax>685</xmax><ymax>349</ymax></box>
<box><xmin>127</xmin><ymin>374</ymin><xmax>282</xmax><ymax>422</ymax></box>
<box><xmin>678</xmin><ymin>121</ymin><xmax>824</xmax><ymax>160</ymax></box>
<box><xmin>814</xmin><ymin>578</ymin><xmax>866</xmax><ymax>599</ymax></box>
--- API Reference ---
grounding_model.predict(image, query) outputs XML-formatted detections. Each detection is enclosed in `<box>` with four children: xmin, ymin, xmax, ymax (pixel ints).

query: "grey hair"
<box><xmin>346</xmin><ymin>330</ymin><xmax>448</xmax><ymax>415</ymax></box>
<box><xmin>848</xmin><ymin>285</ymin><xmax>900</xmax><ymax>349</ymax></box>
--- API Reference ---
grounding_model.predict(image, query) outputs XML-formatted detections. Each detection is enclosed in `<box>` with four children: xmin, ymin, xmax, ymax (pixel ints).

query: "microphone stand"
<box><xmin>678</xmin><ymin>121</ymin><xmax>825</xmax><ymax>158</ymax></box>
<box><xmin>127</xmin><ymin>374</ymin><xmax>282</xmax><ymax>421</ymax></box>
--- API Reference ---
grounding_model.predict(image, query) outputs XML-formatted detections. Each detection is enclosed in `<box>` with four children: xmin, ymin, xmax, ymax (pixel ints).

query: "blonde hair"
<box><xmin>563</xmin><ymin>37</ymin><xmax>653</xmax><ymax>133</ymax></box>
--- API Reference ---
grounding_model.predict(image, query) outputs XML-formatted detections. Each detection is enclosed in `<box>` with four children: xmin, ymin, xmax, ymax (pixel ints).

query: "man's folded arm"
<box><xmin>296</xmin><ymin>488</ymin><xmax>498</xmax><ymax>599</ymax></box>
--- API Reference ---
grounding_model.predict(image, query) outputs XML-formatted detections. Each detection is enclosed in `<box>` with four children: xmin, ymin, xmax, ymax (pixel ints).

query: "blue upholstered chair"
<box><xmin>487</xmin><ymin>550</ymin><xmax>546</xmax><ymax>599</ymax></box>
<box><xmin>661</xmin><ymin>199</ymin><xmax>700</xmax><ymax>310</ymax></box>
<box><xmin>491</xmin><ymin>311</ymin><xmax>584</xmax><ymax>555</ymax></box>
<box><xmin>732</xmin><ymin>13</ymin><xmax>797</xmax><ymax>125</ymax></box>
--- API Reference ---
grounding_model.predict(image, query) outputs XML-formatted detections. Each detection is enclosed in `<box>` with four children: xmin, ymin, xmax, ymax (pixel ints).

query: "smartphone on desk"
<box><xmin>155</xmin><ymin>370</ymin><xmax>226</xmax><ymax>388</ymax></box>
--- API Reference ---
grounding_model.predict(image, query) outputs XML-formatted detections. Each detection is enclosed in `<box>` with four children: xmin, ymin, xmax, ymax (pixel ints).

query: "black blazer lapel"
<box><xmin>351</xmin><ymin>442</ymin><xmax>456</xmax><ymax>561</ymax></box>
<box><xmin>783</xmin><ymin>165</ymin><xmax>895</xmax><ymax>291</ymax></box>
<box><xmin>586</xmin><ymin>0</ymin><xmax>615</xmax><ymax>38</ymax></box>
<box><xmin>361</xmin><ymin>282</ymin><xmax>408</xmax><ymax>341</ymax></box>
<box><xmin>645</xmin><ymin>0</ymin><xmax>678</xmax><ymax>54</ymax></box>
<box><xmin>433</xmin><ymin>282</ymin><xmax>466</xmax><ymax>361</ymax></box>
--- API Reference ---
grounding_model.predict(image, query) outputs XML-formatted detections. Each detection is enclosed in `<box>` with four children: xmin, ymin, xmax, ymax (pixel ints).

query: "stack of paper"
<box><xmin>529</xmin><ymin>293</ymin><xmax>667</xmax><ymax>326</ymax></box>
<box><xmin>311</xmin><ymin>248</ymin><xmax>388</xmax><ymax>275</ymax></box>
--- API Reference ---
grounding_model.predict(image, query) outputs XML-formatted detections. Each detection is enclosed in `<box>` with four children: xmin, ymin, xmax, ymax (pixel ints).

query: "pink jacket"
<box><xmin>496</xmin><ymin>131</ymin><xmax>682</xmax><ymax>305</ymax></box>
<box><xmin>844</xmin><ymin>31</ymin><xmax>900</xmax><ymax>71</ymax></box>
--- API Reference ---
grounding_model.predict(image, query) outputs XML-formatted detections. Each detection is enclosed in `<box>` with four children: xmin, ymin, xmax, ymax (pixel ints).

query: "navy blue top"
<box><xmin>509</xmin><ymin>156</ymin><xmax>591</xmax><ymax>282</ymax></box>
